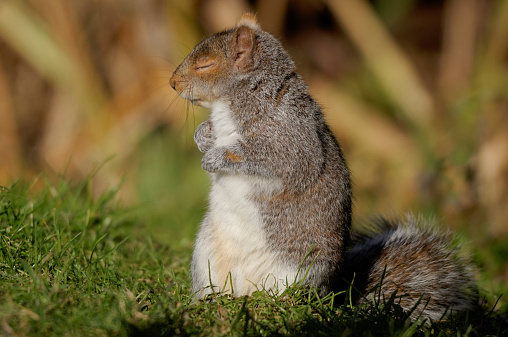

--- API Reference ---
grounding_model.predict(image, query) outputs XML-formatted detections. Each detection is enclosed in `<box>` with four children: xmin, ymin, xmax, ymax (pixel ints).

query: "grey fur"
<box><xmin>342</xmin><ymin>216</ymin><xmax>478</xmax><ymax>321</ymax></box>
<box><xmin>170</xmin><ymin>14</ymin><xmax>477</xmax><ymax>321</ymax></box>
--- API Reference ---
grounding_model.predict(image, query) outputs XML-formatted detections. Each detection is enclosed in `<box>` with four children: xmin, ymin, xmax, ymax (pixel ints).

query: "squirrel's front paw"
<box><xmin>202</xmin><ymin>148</ymin><xmax>243</xmax><ymax>173</ymax></box>
<box><xmin>194</xmin><ymin>120</ymin><xmax>215</xmax><ymax>153</ymax></box>
<box><xmin>201</xmin><ymin>149</ymin><xmax>225</xmax><ymax>173</ymax></box>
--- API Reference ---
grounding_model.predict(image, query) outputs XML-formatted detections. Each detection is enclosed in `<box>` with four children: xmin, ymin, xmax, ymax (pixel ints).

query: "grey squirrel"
<box><xmin>169</xmin><ymin>13</ymin><xmax>477</xmax><ymax>322</ymax></box>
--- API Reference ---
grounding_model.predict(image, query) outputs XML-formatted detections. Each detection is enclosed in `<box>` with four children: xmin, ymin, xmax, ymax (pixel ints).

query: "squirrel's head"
<box><xmin>170</xmin><ymin>13</ymin><xmax>294</xmax><ymax>108</ymax></box>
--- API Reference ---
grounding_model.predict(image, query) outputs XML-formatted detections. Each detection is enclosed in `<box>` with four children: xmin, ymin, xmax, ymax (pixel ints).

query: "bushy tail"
<box><xmin>341</xmin><ymin>215</ymin><xmax>478</xmax><ymax>322</ymax></box>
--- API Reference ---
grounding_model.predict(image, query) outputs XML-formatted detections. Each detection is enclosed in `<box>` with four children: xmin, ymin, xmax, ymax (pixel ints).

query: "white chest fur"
<box><xmin>191</xmin><ymin>101</ymin><xmax>291</xmax><ymax>297</ymax></box>
<box><xmin>210</xmin><ymin>101</ymin><xmax>241</xmax><ymax>147</ymax></box>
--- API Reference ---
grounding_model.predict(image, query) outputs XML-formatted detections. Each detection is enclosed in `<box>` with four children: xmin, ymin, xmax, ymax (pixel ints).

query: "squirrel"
<box><xmin>169</xmin><ymin>13</ymin><xmax>477</xmax><ymax>322</ymax></box>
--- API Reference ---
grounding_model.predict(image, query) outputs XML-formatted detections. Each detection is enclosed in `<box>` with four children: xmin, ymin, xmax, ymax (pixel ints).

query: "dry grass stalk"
<box><xmin>324</xmin><ymin>0</ymin><xmax>434</xmax><ymax>128</ymax></box>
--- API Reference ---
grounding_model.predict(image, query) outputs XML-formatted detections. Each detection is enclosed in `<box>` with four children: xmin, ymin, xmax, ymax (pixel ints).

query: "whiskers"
<box><xmin>160</xmin><ymin>78</ymin><xmax>201</xmax><ymax>148</ymax></box>
<box><xmin>178</xmin><ymin>87</ymin><xmax>201</xmax><ymax>146</ymax></box>
<box><xmin>151</xmin><ymin>55</ymin><xmax>204</xmax><ymax>149</ymax></box>
<box><xmin>148</xmin><ymin>57</ymin><xmax>191</xmax><ymax>131</ymax></box>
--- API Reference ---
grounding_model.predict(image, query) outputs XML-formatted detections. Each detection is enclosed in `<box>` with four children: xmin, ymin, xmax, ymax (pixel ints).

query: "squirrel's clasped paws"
<box><xmin>202</xmin><ymin>147</ymin><xmax>242</xmax><ymax>173</ymax></box>
<box><xmin>202</xmin><ymin>148</ymin><xmax>226</xmax><ymax>172</ymax></box>
<box><xmin>194</xmin><ymin>120</ymin><xmax>216</xmax><ymax>153</ymax></box>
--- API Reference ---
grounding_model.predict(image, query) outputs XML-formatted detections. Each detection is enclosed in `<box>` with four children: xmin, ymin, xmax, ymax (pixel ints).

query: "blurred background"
<box><xmin>0</xmin><ymin>0</ymin><xmax>507</xmax><ymax>296</ymax></box>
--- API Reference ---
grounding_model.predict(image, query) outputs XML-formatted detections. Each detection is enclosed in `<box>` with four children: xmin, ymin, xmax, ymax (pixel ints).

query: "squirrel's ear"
<box><xmin>231</xmin><ymin>25</ymin><xmax>256</xmax><ymax>72</ymax></box>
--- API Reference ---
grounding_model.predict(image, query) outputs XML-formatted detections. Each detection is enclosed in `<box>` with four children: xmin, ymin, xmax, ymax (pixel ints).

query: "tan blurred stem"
<box><xmin>257</xmin><ymin>0</ymin><xmax>289</xmax><ymax>36</ymax></box>
<box><xmin>438</xmin><ymin>0</ymin><xmax>480</xmax><ymax>101</ymax></box>
<box><xmin>312</xmin><ymin>79</ymin><xmax>421</xmax><ymax>210</ymax></box>
<box><xmin>200</xmin><ymin>0</ymin><xmax>251</xmax><ymax>33</ymax></box>
<box><xmin>476</xmin><ymin>0</ymin><xmax>508</xmax><ymax>93</ymax></box>
<box><xmin>483</xmin><ymin>0</ymin><xmax>508</xmax><ymax>65</ymax></box>
<box><xmin>0</xmin><ymin>1</ymin><xmax>105</xmax><ymax>116</ymax></box>
<box><xmin>168</xmin><ymin>0</ymin><xmax>210</xmax><ymax>44</ymax></box>
<box><xmin>475</xmin><ymin>0</ymin><xmax>508</xmax><ymax>236</ymax></box>
<box><xmin>312</xmin><ymin>81</ymin><xmax>419</xmax><ymax>165</ymax></box>
<box><xmin>477</xmin><ymin>132</ymin><xmax>508</xmax><ymax>236</ymax></box>
<box><xmin>0</xmin><ymin>61</ymin><xmax>22</xmax><ymax>182</ymax></box>
<box><xmin>34</xmin><ymin>0</ymin><xmax>107</xmax><ymax>116</ymax></box>
<box><xmin>325</xmin><ymin>0</ymin><xmax>434</xmax><ymax>127</ymax></box>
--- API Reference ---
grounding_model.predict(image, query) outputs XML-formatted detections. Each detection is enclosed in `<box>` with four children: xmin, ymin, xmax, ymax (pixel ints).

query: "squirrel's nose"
<box><xmin>169</xmin><ymin>74</ymin><xmax>176</xmax><ymax>90</ymax></box>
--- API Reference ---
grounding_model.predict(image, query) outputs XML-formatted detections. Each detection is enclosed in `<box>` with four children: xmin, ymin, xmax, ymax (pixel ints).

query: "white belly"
<box><xmin>191</xmin><ymin>100</ymin><xmax>295</xmax><ymax>297</ymax></box>
<box><xmin>193</xmin><ymin>173</ymin><xmax>292</xmax><ymax>297</ymax></box>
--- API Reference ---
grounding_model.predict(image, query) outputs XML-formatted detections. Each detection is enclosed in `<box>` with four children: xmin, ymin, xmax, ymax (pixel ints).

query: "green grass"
<box><xmin>1</xmin><ymin>175</ymin><xmax>507</xmax><ymax>336</ymax></box>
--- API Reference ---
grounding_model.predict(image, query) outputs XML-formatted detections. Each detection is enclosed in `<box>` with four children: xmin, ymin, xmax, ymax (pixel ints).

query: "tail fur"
<box><xmin>341</xmin><ymin>215</ymin><xmax>478</xmax><ymax>322</ymax></box>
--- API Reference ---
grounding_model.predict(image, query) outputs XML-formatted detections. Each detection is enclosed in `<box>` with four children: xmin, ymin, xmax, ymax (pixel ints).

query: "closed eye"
<box><xmin>195</xmin><ymin>56</ymin><xmax>217</xmax><ymax>71</ymax></box>
<box><xmin>195</xmin><ymin>62</ymin><xmax>217</xmax><ymax>71</ymax></box>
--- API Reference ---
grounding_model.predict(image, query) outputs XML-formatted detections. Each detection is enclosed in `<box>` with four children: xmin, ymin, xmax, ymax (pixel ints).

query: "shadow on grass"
<box><xmin>126</xmin><ymin>320</ymin><xmax>182</xmax><ymax>337</ymax></box>
<box><xmin>123</xmin><ymin>298</ymin><xmax>508</xmax><ymax>337</ymax></box>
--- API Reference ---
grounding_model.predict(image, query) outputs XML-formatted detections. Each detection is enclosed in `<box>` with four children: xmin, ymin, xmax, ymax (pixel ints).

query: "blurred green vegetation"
<box><xmin>0</xmin><ymin>0</ymin><xmax>507</xmax><ymax>303</ymax></box>
<box><xmin>135</xmin><ymin>125</ymin><xmax>209</xmax><ymax>248</ymax></box>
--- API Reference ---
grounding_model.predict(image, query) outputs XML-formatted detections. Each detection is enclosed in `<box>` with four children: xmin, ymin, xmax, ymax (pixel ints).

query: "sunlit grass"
<box><xmin>0</xmin><ymin>174</ymin><xmax>506</xmax><ymax>336</ymax></box>
<box><xmin>0</xmin><ymin>0</ymin><xmax>508</xmax><ymax>335</ymax></box>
